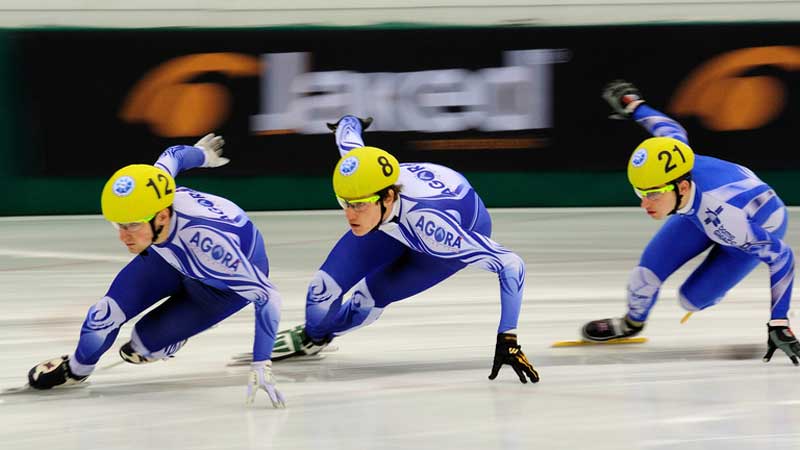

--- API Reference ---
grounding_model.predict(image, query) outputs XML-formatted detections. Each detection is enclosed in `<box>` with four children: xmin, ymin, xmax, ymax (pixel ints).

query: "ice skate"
<box><xmin>582</xmin><ymin>317</ymin><xmax>644</xmax><ymax>341</ymax></box>
<box><xmin>119</xmin><ymin>339</ymin><xmax>187</xmax><ymax>364</ymax></box>
<box><xmin>228</xmin><ymin>342</ymin><xmax>338</xmax><ymax>367</ymax></box>
<box><xmin>27</xmin><ymin>355</ymin><xmax>88</xmax><ymax>390</ymax></box>
<box><xmin>271</xmin><ymin>325</ymin><xmax>331</xmax><ymax>361</ymax></box>
<box><xmin>552</xmin><ymin>317</ymin><xmax>647</xmax><ymax>347</ymax></box>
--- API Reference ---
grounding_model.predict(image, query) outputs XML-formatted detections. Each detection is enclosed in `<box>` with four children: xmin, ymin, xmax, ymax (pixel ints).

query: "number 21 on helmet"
<box><xmin>627</xmin><ymin>137</ymin><xmax>695</xmax><ymax>190</ymax></box>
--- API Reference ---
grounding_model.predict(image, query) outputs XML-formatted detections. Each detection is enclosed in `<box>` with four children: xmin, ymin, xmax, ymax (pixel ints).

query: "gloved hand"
<box><xmin>763</xmin><ymin>320</ymin><xmax>800</xmax><ymax>366</ymax></box>
<box><xmin>602</xmin><ymin>79</ymin><xmax>645</xmax><ymax>119</ymax></box>
<box><xmin>488</xmin><ymin>333</ymin><xmax>540</xmax><ymax>384</ymax></box>
<box><xmin>325</xmin><ymin>115</ymin><xmax>373</xmax><ymax>153</ymax></box>
<box><xmin>194</xmin><ymin>133</ymin><xmax>230</xmax><ymax>168</ymax></box>
<box><xmin>326</xmin><ymin>115</ymin><xmax>373</xmax><ymax>132</ymax></box>
<box><xmin>246</xmin><ymin>360</ymin><xmax>286</xmax><ymax>408</ymax></box>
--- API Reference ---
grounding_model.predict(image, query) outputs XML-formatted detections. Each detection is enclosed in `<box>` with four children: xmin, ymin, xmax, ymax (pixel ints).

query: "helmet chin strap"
<box><xmin>370</xmin><ymin>200</ymin><xmax>387</xmax><ymax>233</ymax></box>
<box><xmin>148</xmin><ymin>208</ymin><xmax>172</xmax><ymax>243</ymax></box>
<box><xmin>148</xmin><ymin>219</ymin><xmax>164</xmax><ymax>244</ymax></box>
<box><xmin>668</xmin><ymin>181</ymin><xmax>682</xmax><ymax>216</ymax></box>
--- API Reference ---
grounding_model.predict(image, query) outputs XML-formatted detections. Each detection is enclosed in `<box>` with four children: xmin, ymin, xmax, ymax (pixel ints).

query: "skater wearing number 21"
<box><xmin>582</xmin><ymin>80</ymin><xmax>799</xmax><ymax>365</ymax></box>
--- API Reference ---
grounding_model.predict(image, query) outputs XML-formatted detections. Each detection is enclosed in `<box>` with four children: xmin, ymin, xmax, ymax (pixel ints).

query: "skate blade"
<box><xmin>1</xmin><ymin>384</ymin><xmax>32</xmax><ymax>395</ymax></box>
<box><xmin>98</xmin><ymin>360</ymin><xmax>126</xmax><ymax>371</ymax></box>
<box><xmin>1</xmin><ymin>381</ymin><xmax>89</xmax><ymax>395</ymax></box>
<box><xmin>230</xmin><ymin>345</ymin><xmax>339</xmax><ymax>363</ymax></box>
<box><xmin>269</xmin><ymin>353</ymin><xmax>328</xmax><ymax>363</ymax></box>
<box><xmin>321</xmin><ymin>344</ymin><xmax>339</xmax><ymax>353</ymax></box>
<box><xmin>227</xmin><ymin>353</ymin><xmax>327</xmax><ymax>367</ymax></box>
<box><xmin>551</xmin><ymin>337</ymin><xmax>648</xmax><ymax>348</ymax></box>
<box><xmin>282</xmin><ymin>354</ymin><xmax>327</xmax><ymax>362</ymax></box>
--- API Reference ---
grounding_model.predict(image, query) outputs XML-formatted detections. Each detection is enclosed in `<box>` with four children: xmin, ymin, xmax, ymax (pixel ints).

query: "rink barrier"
<box><xmin>1</xmin><ymin>169</ymin><xmax>800</xmax><ymax>215</ymax></box>
<box><xmin>1</xmin><ymin>23</ymin><xmax>800</xmax><ymax>214</ymax></box>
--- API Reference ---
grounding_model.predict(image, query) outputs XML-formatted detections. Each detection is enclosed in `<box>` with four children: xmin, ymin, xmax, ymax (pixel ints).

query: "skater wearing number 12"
<box><xmin>271</xmin><ymin>116</ymin><xmax>539</xmax><ymax>384</ymax></box>
<box><xmin>26</xmin><ymin>135</ymin><xmax>286</xmax><ymax>406</ymax></box>
<box><xmin>580</xmin><ymin>80</ymin><xmax>800</xmax><ymax>365</ymax></box>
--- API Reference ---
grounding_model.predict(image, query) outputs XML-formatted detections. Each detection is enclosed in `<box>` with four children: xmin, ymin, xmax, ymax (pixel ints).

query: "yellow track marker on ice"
<box><xmin>551</xmin><ymin>337</ymin><xmax>648</xmax><ymax>347</ymax></box>
<box><xmin>680</xmin><ymin>312</ymin><xmax>693</xmax><ymax>324</ymax></box>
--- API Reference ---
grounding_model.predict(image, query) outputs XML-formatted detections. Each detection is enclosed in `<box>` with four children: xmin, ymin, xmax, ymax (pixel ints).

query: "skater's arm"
<box><xmin>602</xmin><ymin>80</ymin><xmax>689</xmax><ymax>145</ymax></box>
<box><xmin>741</xmin><ymin>221</ymin><xmax>794</xmax><ymax>320</ymax></box>
<box><xmin>253</xmin><ymin>297</ymin><xmax>281</xmax><ymax>362</ymax></box>
<box><xmin>632</xmin><ymin>104</ymin><xmax>689</xmax><ymax>145</ymax></box>
<box><xmin>470</xmin><ymin>239</ymin><xmax>526</xmax><ymax>334</ymax></box>
<box><xmin>248</xmin><ymin>298</ymin><xmax>286</xmax><ymax>408</ymax></box>
<box><xmin>154</xmin><ymin>134</ymin><xmax>228</xmax><ymax>177</ymax></box>
<box><xmin>704</xmin><ymin>201</ymin><xmax>794</xmax><ymax>320</ymax></box>
<box><xmin>331</xmin><ymin>115</ymin><xmax>370</xmax><ymax>157</ymax></box>
<box><xmin>403</xmin><ymin>209</ymin><xmax>525</xmax><ymax>333</ymax></box>
<box><xmin>453</xmin><ymin>229</ymin><xmax>534</xmax><ymax>383</ymax></box>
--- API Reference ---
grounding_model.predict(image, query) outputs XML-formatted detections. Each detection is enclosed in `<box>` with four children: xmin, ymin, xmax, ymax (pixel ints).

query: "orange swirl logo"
<box><xmin>669</xmin><ymin>46</ymin><xmax>800</xmax><ymax>131</ymax></box>
<box><xmin>120</xmin><ymin>53</ymin><xmax>260</xmax><ymax>137</ymax></box>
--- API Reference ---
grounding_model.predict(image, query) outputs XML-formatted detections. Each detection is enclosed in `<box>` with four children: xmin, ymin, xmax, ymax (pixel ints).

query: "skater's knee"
<box><xmin>129</xmin><ymin>327</ymin><xmax>151</xmax><ymax>355</ymax></box>
<box><xmin>678</xmin><ymin>290</ymin><xmax>701</xmax><ymax>312</ymax></box>
<box><xmin>81</xmin><ymin>296</ymin><xmax>127</xmax><ymax>339</ymax></box>
<box><xmin>678</xmin><ymin>285</ymin><xmax>722</xmax><ymax>312</ymax></box>
<box><xmin>335</xmin><ymin>279</ymin><xmax>384</xmax><ymax>334</ymax></box>
<box><xmin>499</xmin><ymin>252</ymin><xmax>526</xmax><ymax>284</ymax></box>
<box><xmin>306</xmin><ymin>270</ymin><xmax>343</xmax><ymax>323</ymax></box>
<box><xmin>627</xmin><ymin>266</ymin><xmax>662</xmax><ymax>316</ymax></box>
<box><xmin>128</xmin><ymin>327</ymin><xmax>187</xmax><ymax>360</ymax></box>
<box><xmin>626</xmin><ymin>266</ymin><xmax>661</xmax><ymax>322</ymax></box>
<box><xmin>352</xmin><ymin>278</ymin><xmax>379</xmax><ymax>311</ymax></box>
<box><xmin>628</xmin><ymin>266</ymin><xmax>662</xmax><ymax>293</ymax></box>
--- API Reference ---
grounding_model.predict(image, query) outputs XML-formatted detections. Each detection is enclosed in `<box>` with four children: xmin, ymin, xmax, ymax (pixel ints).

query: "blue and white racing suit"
<box><xmin>304</xmin><ymin>117</ymin><xmax>526</xmax><ymax>341</ymax></box>
<box><xmin>70</xmin><ymin>145</ymin><xmax>281</xmax><ymax>376</ymax></box>
<box><xmin>626</xmin><ymin>104</ymin><xmax>793</xmax><ymax>323</ymax></box>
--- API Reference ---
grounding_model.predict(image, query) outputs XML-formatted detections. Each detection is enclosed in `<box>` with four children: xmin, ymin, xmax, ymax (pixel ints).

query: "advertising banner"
<box><xmin>13</xmin><ymin>24</ymin><xmax>800</xmax><ymax>180</ymax></box>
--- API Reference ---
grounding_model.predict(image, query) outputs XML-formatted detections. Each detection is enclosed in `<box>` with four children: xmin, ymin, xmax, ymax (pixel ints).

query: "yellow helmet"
<box><xmin>101</xmin><ymin>164</ymin><xmax>175</xmax><ymax>223</ymax></box>
<box><xmin>333</xmin><ymin>146</ymin><xmax>400</xmax><ymax>200</ymax></box>
<box><xmin>628</xmin><ymin>137</ymin><xmax>695</xmax><ymax>189</ymax></box>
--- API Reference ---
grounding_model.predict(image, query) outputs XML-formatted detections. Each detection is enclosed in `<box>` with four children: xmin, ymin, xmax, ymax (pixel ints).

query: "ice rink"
<box><xmin>2</xmin><ymin>208</ymin><xmax>799</xmax><ymax>450</ymax></box>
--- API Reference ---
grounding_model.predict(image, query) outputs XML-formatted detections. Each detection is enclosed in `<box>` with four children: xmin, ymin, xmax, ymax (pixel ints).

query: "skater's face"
<box><xmin>341</xmin><ymin>192</ymin><xmax>396</xmax><ymax>236</ymax></box>
<box><xmin>637</xmin><ymin>180</ymin><xmax>691</xmax><ymax>220</ymax></box>
<box><xmin>116</xmin><ymin>208</ymin><xmax>171</xmax><ymax>253</ymax></box>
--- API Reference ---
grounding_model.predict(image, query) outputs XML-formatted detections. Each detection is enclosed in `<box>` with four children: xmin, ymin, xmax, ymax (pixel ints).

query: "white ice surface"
<box><xmin>1</xmin><ymin>208</ymin><xmax>799</xmax><ymax>450</ymax></box>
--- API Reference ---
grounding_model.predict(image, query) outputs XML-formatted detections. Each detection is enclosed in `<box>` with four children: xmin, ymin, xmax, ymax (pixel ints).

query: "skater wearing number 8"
<box><xmin>582</xmin><ymin>80</ymin><xmax>799</xmax><ymax>365</ymax></box>
<box><xmin>272</xmin><ymin>115</ymin><xmax>539</xmax><ymax>384</ymax></box>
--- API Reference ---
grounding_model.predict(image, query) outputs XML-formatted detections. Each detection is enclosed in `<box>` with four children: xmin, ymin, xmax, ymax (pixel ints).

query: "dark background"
<box><xmin>2</xmin><ymin>23</ymin><xmax>799</xmax><ymax>213</ymax></box>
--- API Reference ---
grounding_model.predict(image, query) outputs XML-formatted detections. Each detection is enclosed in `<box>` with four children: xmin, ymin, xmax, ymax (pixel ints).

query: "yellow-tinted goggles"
<box><xmin>111</xmin><ymin>213</ymin><xmax>156</xmax><ymax>231</ymax></box>
<box><xmin>633</xmin><ymin>184</ymin><xmax>675</xmax><ymax>200</ymax></box>
<box><xmin>336</xmin><ymin>195</ymin><xmax>380</xmax><ymax>211</ymax></box>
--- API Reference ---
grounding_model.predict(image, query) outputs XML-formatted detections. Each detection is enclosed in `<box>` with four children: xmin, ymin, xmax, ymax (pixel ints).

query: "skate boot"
<box><xmin>582</xmin><ymin>317</ymin><xmax>644</xmax><ymax>342</ymax></box>
<box><xmin>119</xmin><ymin>339</ymin><xmax>187</xmax><ymax>364</ymax></box>
<box><xmin>272</xmin><ymin>325</ymin><xmax>330</xmax><ymax>361</ymax></box>
<box><xmin>28</xmin><ymin>355</ymin><xmax>88</xmax><ymax>390</ymax></box>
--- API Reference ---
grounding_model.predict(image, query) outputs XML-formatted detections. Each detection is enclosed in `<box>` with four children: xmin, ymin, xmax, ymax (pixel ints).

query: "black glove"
<box><xmin>488</xmin><ymin>333</ymin><xmax>539</xmax><ymax>384</ymax></box>
<box><xmin>763</xmin><ymin>320</ymin><xmax>800</xmax><ymax>366</ymax></box>
<box><xmin>602</xmin><ymin>79</ymin><xmax>644</xmax><ymax>119</ymax></box>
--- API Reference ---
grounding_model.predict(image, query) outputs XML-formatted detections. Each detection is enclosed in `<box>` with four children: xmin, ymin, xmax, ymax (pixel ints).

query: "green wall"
<box><xmin>1</xmin><ymin>170</ymin><xmax>798</xmax><ymax>216</ymax></box>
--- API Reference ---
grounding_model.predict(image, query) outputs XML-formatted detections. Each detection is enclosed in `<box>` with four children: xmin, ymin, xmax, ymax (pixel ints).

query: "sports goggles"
<box><xmin>633</xmin><ymin>184</ymin><xmax>674</xmax><ymax>200</ymax></box>
<box><xmin>336</xmin><ymin>195</ymin><xmax>380</xmax><ymax>212</ymax></box>
<box><xmin>111</xmin><ymin>213</ymin><xmax>155</xmax><ymax>232</ymax></box>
